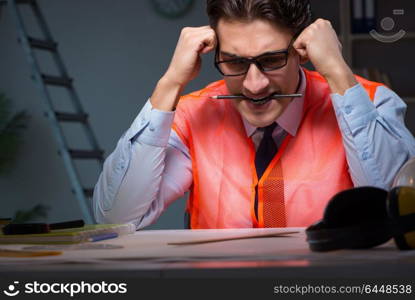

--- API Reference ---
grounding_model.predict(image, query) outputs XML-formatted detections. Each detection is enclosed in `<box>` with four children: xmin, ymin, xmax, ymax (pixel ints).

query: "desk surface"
<box><xmin>0</xmin><ymin>227</ymin><xmax>414</xmax><ymax>279</ymax></box>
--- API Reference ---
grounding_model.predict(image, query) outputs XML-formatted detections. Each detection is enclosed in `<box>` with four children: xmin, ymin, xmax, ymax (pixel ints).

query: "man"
<box><xmin>93</xmin><ymin>0</ymin><xmax>415</xmax><ymax>229</ymax></box>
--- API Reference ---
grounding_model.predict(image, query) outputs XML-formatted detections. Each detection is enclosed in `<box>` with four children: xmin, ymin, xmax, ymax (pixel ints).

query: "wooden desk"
<box><xmin>0</xmin><ymin>227</ymin><xmax>414</xmax><ymax>279</ymax></box>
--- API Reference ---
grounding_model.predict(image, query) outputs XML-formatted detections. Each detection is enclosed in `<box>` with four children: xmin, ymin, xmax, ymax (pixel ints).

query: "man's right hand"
<box><xmin>151</xmin><ymin>26</ymin><xmax>216</xmax><ymax>112</ymax></box>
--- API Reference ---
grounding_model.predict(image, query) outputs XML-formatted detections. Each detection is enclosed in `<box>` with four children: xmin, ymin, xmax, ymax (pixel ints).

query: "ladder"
<box><xmin>5</xmin><ymin>0</ymin><xmax>104</xmax><ymax>223</ymax></box>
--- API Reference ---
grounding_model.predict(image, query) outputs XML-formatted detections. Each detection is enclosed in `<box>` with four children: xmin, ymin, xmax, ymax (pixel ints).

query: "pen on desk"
<box><xmin>2</xmin><ymin>219</ymin><xmax>85</xmax><ymax>235</ymax></box>
<box><xmin>88</xmin><ymin>233</ymin><xmax>118</xmax><ymax>242</ymax></box>
<box><xmin>49</xmin><ymin>219</ymin><xmax>85</xmax><ymax>230</ymax></box>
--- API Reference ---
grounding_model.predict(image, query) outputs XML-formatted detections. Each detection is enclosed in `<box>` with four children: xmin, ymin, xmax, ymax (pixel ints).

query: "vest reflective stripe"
<box><xmin>172</xmin><ymin>68</ymin><xmax>383</xmax><ymax>229</ymax></box>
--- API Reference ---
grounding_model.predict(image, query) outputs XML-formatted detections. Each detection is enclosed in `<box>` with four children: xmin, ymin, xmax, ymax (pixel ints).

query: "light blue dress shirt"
<box><xmin>93</xmin><ymin>69</ymin><xmax>415</xmax><ymax>229</ymax></box>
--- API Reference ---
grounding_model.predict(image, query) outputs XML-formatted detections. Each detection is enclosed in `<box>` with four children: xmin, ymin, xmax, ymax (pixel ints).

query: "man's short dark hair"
<box><xmin>206</xmin><ymin>0</ymin><xmax>312</xmax><ymax>35</ymax></box>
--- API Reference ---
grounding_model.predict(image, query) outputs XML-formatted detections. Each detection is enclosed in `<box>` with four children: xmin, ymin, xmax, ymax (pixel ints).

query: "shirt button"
<box><xmin>362</xmin><ymin>152</ymin><xmax>369</xmax><ymax>160</ymax></box>
<box><xmin>344</xmin><ymin>105</ymin><xmax>353</xmax><ymax>115</ymax></box>
<box><xmin>141</xmin><ymin>118</ymin><xmax>146</xmax><ymax>125</ymax></box>
<box><xmin>149</xmin><ymin>127</ymin><xmax>155</xmax><ymax>132</ymax></box>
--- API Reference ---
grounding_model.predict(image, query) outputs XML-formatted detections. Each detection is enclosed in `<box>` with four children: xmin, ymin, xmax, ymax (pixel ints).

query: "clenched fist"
<box><xmin>151</xmin><ymin>26</ymin><xmax>216</xmax><ymax>111</ymax></box>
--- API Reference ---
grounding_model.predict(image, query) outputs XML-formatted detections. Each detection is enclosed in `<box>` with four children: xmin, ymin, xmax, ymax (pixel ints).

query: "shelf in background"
<box><xmin>403</xmin><ymin>97</ymin><xmax>415</xmax><ymax>104</ymax></box>
<box><xmin>350</xmin><ymin>31</ymin><xmax>415</xmax><ymax>41</ymax></box>
<box><xmin>339</xmin><ymin>32</ymin><xmax>415</xmax><ymax>42</ymax></box>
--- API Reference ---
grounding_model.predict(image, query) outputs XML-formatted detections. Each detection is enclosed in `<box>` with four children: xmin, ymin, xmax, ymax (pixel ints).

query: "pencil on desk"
<box><xmin>168</xmin><ymin>230</ymin><xmax>299</xmax><ymax>245</ymax></box>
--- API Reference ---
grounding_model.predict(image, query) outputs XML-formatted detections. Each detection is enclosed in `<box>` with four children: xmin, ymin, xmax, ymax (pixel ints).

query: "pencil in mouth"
<box><xmin>211</xmin><ymin>93</ymin><xmax>302</xmax><ymax>105</ymax></box>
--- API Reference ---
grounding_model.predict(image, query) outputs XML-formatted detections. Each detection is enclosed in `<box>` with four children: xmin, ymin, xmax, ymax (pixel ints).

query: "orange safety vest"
<box><xmin>172</xmin><ymin>68</ymin><xmax>383</xmax><ymax>229</ymax></box>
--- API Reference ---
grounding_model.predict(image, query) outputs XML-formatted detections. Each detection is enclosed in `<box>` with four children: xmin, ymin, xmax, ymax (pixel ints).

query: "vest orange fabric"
<box><xmin>172</xmin><ymin>68</ymin><xmax>382</xmax><ymax>229</ymax></box>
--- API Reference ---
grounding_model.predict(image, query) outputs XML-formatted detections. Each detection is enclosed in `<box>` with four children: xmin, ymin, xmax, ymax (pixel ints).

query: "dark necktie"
<box><xmin>254</xmin><ymin>123</ymin><xmax>286</xmax><ymax>227</ymax></box>
<box><xmin>255</xmin><ymin>123</ymin><xmax>278</xmax><ymax>179</ymax></box>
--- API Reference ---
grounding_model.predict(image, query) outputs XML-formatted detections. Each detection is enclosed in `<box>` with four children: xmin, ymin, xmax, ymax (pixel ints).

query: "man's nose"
<box><xmin>242</xmin><ymin>63</ymin><xmax>270</xmax><ymax>95</ymax></box>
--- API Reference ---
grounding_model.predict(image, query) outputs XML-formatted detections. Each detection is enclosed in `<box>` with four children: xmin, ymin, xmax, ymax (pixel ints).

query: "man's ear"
<box><xmin>299</xmin><ymin>55</ymin><xmax>309</xmax><ymax>65</ymax></box>
<box><xmin>293</xmin><ymin>50</ymin><xmax>309</xmax><ymax>65</ymax></box>
<box><xmin>293</xmin><ymin>49</ymin><xmax>310</xmax><ymax>65</ymax></box>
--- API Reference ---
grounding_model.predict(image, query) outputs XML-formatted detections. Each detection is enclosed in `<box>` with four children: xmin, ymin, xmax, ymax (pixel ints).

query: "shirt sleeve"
<box><xmin>331</xmin><ymin>83</ymin><xmax>415</xmax><ymax>189</ymax></box>
<box><xmin>92</xmin><ymin>99</ymin><xmax>192</xmax><ymax>229</ymax></box>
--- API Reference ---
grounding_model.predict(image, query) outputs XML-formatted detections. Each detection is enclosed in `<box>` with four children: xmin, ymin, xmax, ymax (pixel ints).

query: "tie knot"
<box><xmin>258</xmin><ymin>123</ymin><xmax>277</xmax><ymax>137</ymax></box>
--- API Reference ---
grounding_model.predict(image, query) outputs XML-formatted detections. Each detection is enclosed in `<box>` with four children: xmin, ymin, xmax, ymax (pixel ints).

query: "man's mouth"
<box><xmin>245</xmin><ymin>99</ymin><xmax>273</xmax><ymax>111</ymax></box>
<box><xmin>245</xmin><ymin>92</ymin><xmax>302</xmax><ymax>105</ymax></box>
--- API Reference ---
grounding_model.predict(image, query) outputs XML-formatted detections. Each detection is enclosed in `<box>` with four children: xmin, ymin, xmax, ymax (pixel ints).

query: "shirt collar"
<box><xmin>242</xmin><ymin>67</ymin><xmax>306</xmax><ymax>137</ymax></box>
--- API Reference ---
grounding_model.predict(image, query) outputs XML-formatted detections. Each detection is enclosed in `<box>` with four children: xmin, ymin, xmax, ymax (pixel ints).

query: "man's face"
<box><xmin>216</xmin><ymin>19</ymin><xmax>300</xmax><ymax>128</ymax></box>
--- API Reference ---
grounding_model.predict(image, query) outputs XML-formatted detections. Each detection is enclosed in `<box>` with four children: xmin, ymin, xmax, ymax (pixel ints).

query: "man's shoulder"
<box><xmin>353</xmin><ymin>74</ymin><xmax>385</xmax><ymax>90</ymax></box>
<box><xmin>175</xmin><ymin>79</ymin><xmax>229</xmax><ymax>121</ymax></box>
<box><xmin>303</xmin><ymin>68</ymin><xmax>384</xmax><ymax>89</ymax></box>
<box><xmin>303</xmin><ymin>68</ymin><xmax>385</xmax><ymax>101</ymax></box>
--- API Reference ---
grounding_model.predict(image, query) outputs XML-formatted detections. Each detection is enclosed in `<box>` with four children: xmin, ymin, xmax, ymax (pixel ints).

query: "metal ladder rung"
<box><xmin>55</xmin><ymin>112</ymin><xmax>88</xmax><ymax>123</ymax></box>
<box><xmin>28</xmin><ymin>37</ymin><xmax>57</xmax><ymax>51</ymax></box>
<box><xmin>10</xmin><ymin>0</ymin><xmax>103</xmax><ymax>223</ymax></box>
<box><xmin>42</xmin><ymin>74</ymin><xmax>72</xmax><ymax>87</ymax></box>
<box><xmin>83</xmin><ymin>188</ymin><xmax>94</xmax><ymax>198</ymax></box>
<box><xmin>69</xmin><ymin>149</ymin><xmax>103</xmax><ymax>160</ymax></box>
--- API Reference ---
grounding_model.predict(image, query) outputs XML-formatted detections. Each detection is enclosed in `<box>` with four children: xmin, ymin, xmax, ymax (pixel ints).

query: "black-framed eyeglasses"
<box><xmin>214</xmin><ymin>37</ymin><xmax>295</xmax><ymax>77</ymax></box>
